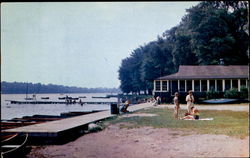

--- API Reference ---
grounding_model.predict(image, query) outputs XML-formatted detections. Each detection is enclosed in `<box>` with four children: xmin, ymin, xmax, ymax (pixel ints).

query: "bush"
<box><xmin>206</xmin><ymin>90</ymin><xmax>220</xmax><ymax>99</ymax></box>
<box><xmin>224</xmin><ymin>88</ymin><xmax>239</xmax><ymax>99</ymax></box>
<box><xmin>240</xmin><ymin>86</ymin><xmax>249</xmax><ymax>99</ymax></box>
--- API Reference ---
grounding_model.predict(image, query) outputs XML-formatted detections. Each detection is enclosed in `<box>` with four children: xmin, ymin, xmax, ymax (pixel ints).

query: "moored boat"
<box><xmin>41</xmin><ymin>97</ymin><xmax>49</xmax><ymax>99</ymax></box>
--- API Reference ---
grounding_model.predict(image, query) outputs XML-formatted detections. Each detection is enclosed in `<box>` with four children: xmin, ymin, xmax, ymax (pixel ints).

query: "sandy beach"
<box><xmin>27</xmin><ymin>119</ymin><xmax>249</xmax><ymax>158</ymax></box>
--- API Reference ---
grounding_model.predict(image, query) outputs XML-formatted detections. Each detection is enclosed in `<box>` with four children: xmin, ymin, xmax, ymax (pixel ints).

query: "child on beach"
<box><xmin>173</xmin><ymin>92</ymin><xmax>180</xmax><ymax>119</ymax></box>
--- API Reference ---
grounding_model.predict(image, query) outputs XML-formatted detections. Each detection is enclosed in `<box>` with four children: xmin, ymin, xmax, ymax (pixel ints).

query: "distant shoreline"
<box><xmin>1</xmin><ymin>81</ymin><xmax>121</xmax><ymax>94</ymax></box>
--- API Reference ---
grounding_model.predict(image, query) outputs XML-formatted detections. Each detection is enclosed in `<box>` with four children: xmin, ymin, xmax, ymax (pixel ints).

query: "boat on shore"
<box><xmin>201</xmin><ymin>98</ymin><xmax>238</xmax><ymax>104</ymax></box>
<box><xmin>1</xmin><ymin>133</ymin><xmax>29</xmax><ymax>158</ymax></box>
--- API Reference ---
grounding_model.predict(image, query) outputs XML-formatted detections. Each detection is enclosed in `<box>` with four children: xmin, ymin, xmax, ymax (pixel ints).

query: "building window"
<box><xmin>155</xmin><ymin>81</ymin><xmax>161</xmax><ymax>91</ymax></box>
<box><xmin>217</xmin><ymin>80</ymin><xmax>222</xmax><ymax>91</ymax></box>
<box><xmin>210</xmin><ymin>80</ymin><xmax>215</xmax><ymax>91</ymax></box>
<box><xmin>240</xmin><ymin>79</ymin><xmax>246</xmax><ymax>88</ymax></box>
<box><xmin>162</xmin><ymin>81</ymin><xmax>168</xmax><ymax>91</ymax></box>
<box><xmin>194</xmin><ymin>80</ymin><xmax>200</xmax><ymax>92</ymax></box>
<box><xmin>180</xmin><ymin>80</ymin><xmax>185</xmax><ymax>91</ymax></box>
<box><xmin>186</xmin><ymin>80</ymin><xmax>192</xmax><ymax>91</ymax></box>
<box><xmin>225</xmin><ymin>80</ymin><xmax>230</xmax><ymax>90</ymax></box>
<box><xmin>232</xmin><ymin>80</ymin><xmax>238</xmax><ymax>89</ymax></box>
<box><xmin>201</xmin><ymin>80</ymin><xmax>207</xmax><ymax>91</ymax></box>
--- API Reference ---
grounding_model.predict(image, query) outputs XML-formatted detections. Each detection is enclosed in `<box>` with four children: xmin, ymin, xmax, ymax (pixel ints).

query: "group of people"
<box><xmin>173</xmin><ymin>90</ymin><xmax>200</xmax><ymax>120</ymax></box>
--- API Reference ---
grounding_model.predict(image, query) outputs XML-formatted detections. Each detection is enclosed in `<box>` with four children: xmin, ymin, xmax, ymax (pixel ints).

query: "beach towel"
<box><xmin>182</xmin><ymin>118</ymin><xmax>214</xmax><ymax>121</ymax></box>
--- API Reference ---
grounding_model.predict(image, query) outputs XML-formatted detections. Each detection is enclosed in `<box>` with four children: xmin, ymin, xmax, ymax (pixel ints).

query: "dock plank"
<box><xmin>2</xmin><ymin>103</ymin><xmax>153</xmax><ymax>137</ymax></box>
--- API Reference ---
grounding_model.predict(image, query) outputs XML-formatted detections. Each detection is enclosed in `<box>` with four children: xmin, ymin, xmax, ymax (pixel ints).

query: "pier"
<box><xmin>6</xmin><ymin>100</ymin><xmax>117</xmax><ymax>105</ymax></box>
<box><xmin>2</xmin><ymin>103</ymin><xmax>153</xmax><ymax>144</ymax></box>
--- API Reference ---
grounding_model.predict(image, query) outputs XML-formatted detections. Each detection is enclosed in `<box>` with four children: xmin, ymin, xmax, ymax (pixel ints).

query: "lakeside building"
<box><xmin>153</xmin><ymin>65</ymin><xmax>249</xmax><ymax>102</ymax></box>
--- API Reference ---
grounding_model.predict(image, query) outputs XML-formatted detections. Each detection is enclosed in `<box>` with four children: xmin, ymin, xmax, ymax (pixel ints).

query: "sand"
<box><xmin>27</xmin><ymin>123</ymin><xmax>249</xmax><ymax>158</ymax></box>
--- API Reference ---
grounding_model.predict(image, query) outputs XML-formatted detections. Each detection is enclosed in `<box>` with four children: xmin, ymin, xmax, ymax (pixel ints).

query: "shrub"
<box><xmin>240</xmin><ymin>86</ymin><xmax>249</xmax><ymax>99</ymax></box>
<box><xmin>224</xmin><ymin>88</ymin><xmax>239</xmax><ymax>99</ymax></box>
<box><xmin>206</xmin><ymin>90</ymin><xmax>220</xmax><ymax>99</ymax></box>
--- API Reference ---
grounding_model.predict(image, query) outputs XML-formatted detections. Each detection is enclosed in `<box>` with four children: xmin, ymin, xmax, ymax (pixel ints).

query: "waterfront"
<box><xmin>1</xmin><ymin>93</ymin><xmax>117</xmax><ymax>120</ymax></box>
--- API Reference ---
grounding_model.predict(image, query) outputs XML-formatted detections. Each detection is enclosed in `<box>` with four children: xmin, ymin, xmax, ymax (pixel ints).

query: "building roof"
<box><xmin>157</xmin><ymin>65</ymin><xmax>249</xmax><ymax>80</ymax></box>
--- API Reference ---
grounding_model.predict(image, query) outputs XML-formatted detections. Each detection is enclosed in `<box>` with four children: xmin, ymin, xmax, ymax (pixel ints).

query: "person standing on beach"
<box><xmin>173</xmin><ymin>92</ymin><xmax>180</xmax><ymax>119</ymax></box>
<box><xmin>185</xmin><ymin>90</ymin><xmax>195</xmax><ymax>114</ymax></box>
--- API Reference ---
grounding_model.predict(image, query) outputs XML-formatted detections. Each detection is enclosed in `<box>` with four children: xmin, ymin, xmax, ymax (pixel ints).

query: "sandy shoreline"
<box><xmin>27</xmin><ymin>123</ymin><xmax>249</xmax><ymax>158</ymax></box>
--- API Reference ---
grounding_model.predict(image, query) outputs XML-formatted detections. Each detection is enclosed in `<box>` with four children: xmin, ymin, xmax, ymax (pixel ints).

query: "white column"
<box><xmin>160</xmin><ymin>80</ymin><xmax>163</xmax><ymax>91</ymax></box>
<box><xmin>238</xmin><ymin>79</ymin><xmax>241</xmax><ymax>91</ymax></box>
<box><xmin>222</xmin><ymin>79</ymin><xmax>225</xmax><ymax>92</ymax></box>
<box><xmin>185</xmin><ymin>80</ymin><xmax>187</xmax><ymax>92</ymax></box>
<box><xmin>200</xmin><ymin>80</ymin><xmax>202</xmax><ymax>92</ymax></box>
<box><xmin>230</xmin><ymin>79</ymin><xmax>233</xmax><ymax>90</ymax></box>
<box><xmin>192</xmin><ymin>80</ymin><xmax>194</xmax><ymax>91</ymax></box>
<box><xmin>178</xmin><ymin>80</ymin><xmax>180</xmax><ymax>91</ymax></box>
<box><xmin>207</xmin><ymin>80</ymin><xmax>210</xmax><ymax>91</ymax></box>
<box><xmin>167</xmin><ymin>80</ymin><xmax>169</xmax><ymax>92</ymax></box>
<box><xmin>215</xmin><ymin>80</ymin><xmax>217</xmax><ymax>91</ymax></box>
<box><xmin>246</xmin><ymin>79</ymin><xmax>248</xmax><ymax>87</ymax></box>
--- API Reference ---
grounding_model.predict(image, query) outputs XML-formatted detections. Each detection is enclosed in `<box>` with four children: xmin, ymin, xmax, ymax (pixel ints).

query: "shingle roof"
<box><xmin>157</xmin><ymin>65</ymin><xmax>249</xmax><ymax>80</ymax></box>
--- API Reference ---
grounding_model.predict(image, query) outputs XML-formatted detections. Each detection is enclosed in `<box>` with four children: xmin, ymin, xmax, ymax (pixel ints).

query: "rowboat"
<box><xmin>1</xmin><ymin>133</ymin><xmax>29</xmax><ymax>158</ymax></box>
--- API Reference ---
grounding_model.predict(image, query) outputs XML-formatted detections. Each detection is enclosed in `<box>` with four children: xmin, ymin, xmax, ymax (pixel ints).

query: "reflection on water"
<box><xmin>1</xmin><ymin>93</ymin><xmax>117</xmax><ymax>120</ymax></box>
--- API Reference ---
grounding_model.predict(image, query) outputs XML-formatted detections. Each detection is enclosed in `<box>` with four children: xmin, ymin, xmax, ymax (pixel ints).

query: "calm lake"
<box><xmin>1</xmin><ymin>93</ymin><xmax>118</xmax><ymax>120</ymax></box>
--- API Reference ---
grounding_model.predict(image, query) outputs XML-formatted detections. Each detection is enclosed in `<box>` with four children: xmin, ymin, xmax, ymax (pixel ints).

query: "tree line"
<box><xmin>1</xmin><ymin>81</ymin><xmax>121</xmax><ymax>94</ymax></box>
<box><xmin>118</xmin><ymin>1</ymin><xmax>249</xmax><ymax>95</ymax></box>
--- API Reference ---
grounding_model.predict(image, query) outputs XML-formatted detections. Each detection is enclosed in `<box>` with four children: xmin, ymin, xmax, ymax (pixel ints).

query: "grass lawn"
<box><xmin>104</xmin><ymin>107</ymin><xmax>249</xmax><ymax>139</ymax></box>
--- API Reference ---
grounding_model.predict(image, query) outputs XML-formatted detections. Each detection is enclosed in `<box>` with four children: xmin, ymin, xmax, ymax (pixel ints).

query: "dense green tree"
<box><xmin>118</xmin><ymin>1</ymin><xmax>249</xmax><ymax>94</ymax></box>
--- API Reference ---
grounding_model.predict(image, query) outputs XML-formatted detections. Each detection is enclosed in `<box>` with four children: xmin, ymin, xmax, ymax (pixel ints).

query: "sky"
<box><xmin>1</xmin><ymin>2</ymin><xmax>199</xmax><ymax>88</ymax></box>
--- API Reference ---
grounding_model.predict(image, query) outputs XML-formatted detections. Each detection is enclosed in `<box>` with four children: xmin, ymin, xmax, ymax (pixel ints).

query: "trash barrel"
<box><xmin>110</xmin><ymin>103</ymin><xmax>119</xmax><ymax>114</ymax></box>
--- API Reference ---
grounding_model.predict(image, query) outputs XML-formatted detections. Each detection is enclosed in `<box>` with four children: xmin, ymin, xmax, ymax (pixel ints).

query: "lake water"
<box><xmin>1</xmin><ymin>93</ymin><xmax>118</xmax><ymax>120</ymax></box>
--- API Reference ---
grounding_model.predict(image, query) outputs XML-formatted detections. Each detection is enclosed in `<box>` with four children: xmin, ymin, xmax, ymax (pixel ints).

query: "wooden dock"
<box><xmin>6</xmin><ymin>100</ymin><xmax>117</xmax><ymax>105</ymax></box>
<box><xmin>2</xmin><ymin>103</ymin><xmax>153</xmax><ymax>139</ymax></box>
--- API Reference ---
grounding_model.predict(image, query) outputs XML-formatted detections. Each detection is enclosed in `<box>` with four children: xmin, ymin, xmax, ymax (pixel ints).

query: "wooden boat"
<box><xmin>201</xmin><ymin>98</ymin><xmax>238</xmax><ymax>104</ymax></box>
<box><xmin>1</xmin><ymin>134</ymin><xmax>18</xmax><ymax>143</ymax></box>
<box><xmin>1</xmin><ymin>133</ymin><xmax>29</xmax><ymax>158</ymax></box>
<box><xmin>41</xmin><ymin>97</ymin><xmax>49</xmax><ymax>99</ymax></box>
<box><xmin>1</xmin><ymin>122</ymin><xmax>39</xmax><ymax>130</ymax></box>
<box><xmin>60</xmin><ymin>110</ymin><xmax>104</xmax><ymax>117</ymax></box>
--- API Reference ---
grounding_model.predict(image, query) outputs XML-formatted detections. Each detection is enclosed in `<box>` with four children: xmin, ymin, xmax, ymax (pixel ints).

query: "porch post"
<box><xmin>192</xmin><ymin>80</ymin><xmax>194</xmax><ymax>91</ymax></box>
<box><xmin>154</xmin><ymin>80</ymin><xmax>156</xmax><ymax>92</ymax></box>
<box><xmin>207</xmin><ymin>80</ymin><xmax>210</xmax><ymax>91</ymax></box>
<box><xmin>185</xmin><ymin>80</ymin><xmax>187</xmax><ymax>92</ymax></box>
<box><xmin>178</xmin><ymin>80</ymin><xmax>180</xmax><ymax>91</ymax></box>
<box><xmin>215</xmin><ymin>80</ymin><xmax>217</xmax><ymax>91</ymax></box>
<box><xmin>160</xmin><ymin>80</ymin><xmax>163</xmax><ymax>91</ymax></box>
<box><xmin>238</xmin><ymin>79</ymin><xmax>241</xmax><ymax>91</ymax></box>
<box><xmin>167</xmin><ymin>80</ymin><xmax>169</xmax><ymax>92</ymax></box>
<box><xmin>230</xmin><ymin>79</ymin><xmax>233</xmax><ymax>90</ymax></box>
<box><xmin>200</xmin><ymin>80</ymin><xmax>202</xmax><ymax>92</ymax></box>
<box><xmin>222</xmin><ymin>79</ymin><xmax>225</xmax><ymax>92</ymax></box>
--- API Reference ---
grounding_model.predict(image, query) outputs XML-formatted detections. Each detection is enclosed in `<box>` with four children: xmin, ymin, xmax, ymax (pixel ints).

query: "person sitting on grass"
<box><xmin>121</xmin><ymin>99</ymin><xmax>131</xmax><ymax>113</ymax></box>
<box><xmin>180</xmin><ymin>107</ymin><xmax>200</xmax><ymax>120</ymax></box>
